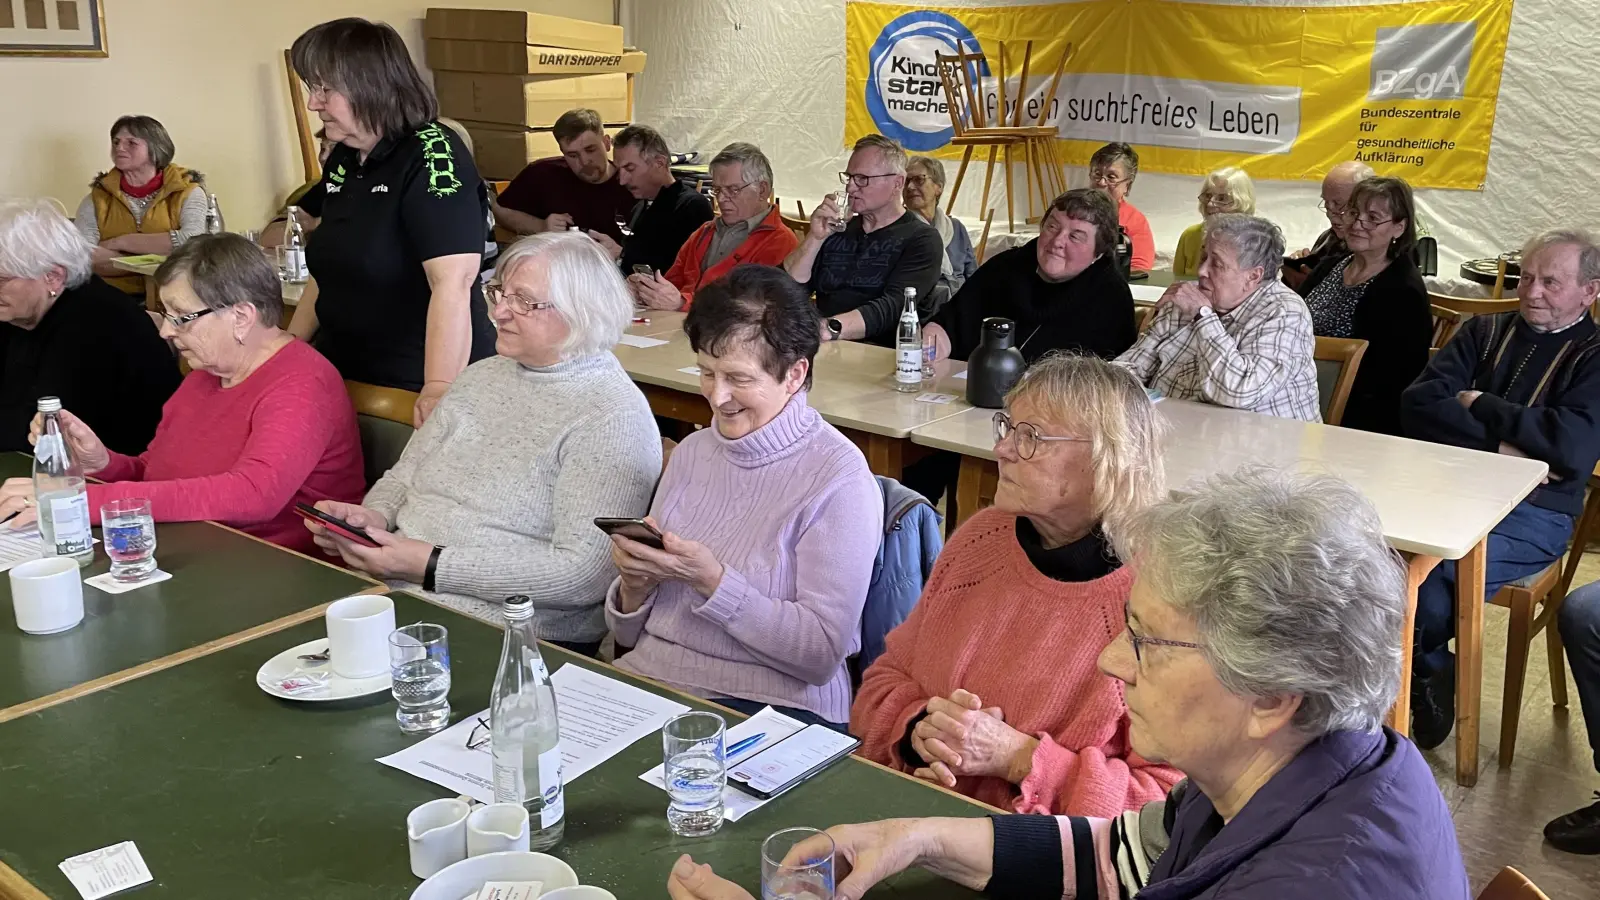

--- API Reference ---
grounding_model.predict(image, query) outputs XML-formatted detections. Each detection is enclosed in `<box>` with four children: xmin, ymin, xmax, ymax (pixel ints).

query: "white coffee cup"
<box><xmin>406</xmin><ymin>797</ymin><xmax>471</xmax><ymax>878</ymax></box>
<box><xmin>466</xmin><ymin>803</ymin><xmax>530</xmax><ymax>857</ymax></box>
<box><xmin>10</xmin><ymin>557</ymin><xmax>85</xmax><ymax>635</ymax></box>
<box><xmin>542</xmin><ymin>888</ymin><xmax>618</xmax><ymax>900</ymax></box>
<box><xmin>325</xmin><ymin>594</ymin><xmax>395</xmax><ymax>679</ymax></box>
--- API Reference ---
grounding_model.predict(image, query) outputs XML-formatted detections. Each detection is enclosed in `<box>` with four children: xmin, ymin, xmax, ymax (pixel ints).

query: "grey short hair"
<box><xmin>1120</xmin><ymin>467</ymin><xmax>1406</xmax><ymax>737</ymax></box>
<box><xmin>710</xmin><ymin>142</ymin><xmax>774</xmax><ymax>197</ymax></box>
<box><xmin>111</xmin><ymin>115</ymin><xmax>176</xmax><ymax>170</ymax></box>
<box><xmin>907</xmin><ymin>155</ymin><xmax>946</xmax><ymax>189</ymax></box>
<box><xmin>1006</xmin><ymin>354</ymin><xmax>1165</xmax><ymax>547</ymax></box>
<box><xmin>1090</xmin><ymin>142</ymin><xmax>1140</xmax><ymax>185</ymax></box>
<box><xmin>0</xmin><ymin>199</ymin><xmax>94</xmax><ymax>289</ymax></box>
<box><xmin>614</xmin><ymin>124</ymin><xmax>670</xmax><ymax>162</ymax></box>
<box><xmin>494</xmin><ymin>232</ymin><xmax>632</xmax><ymax>360</ymax></box>
<box><xmin>1522</xmin><ymin>228</ymin><xmax>1600</xmax><ymax>284</ymax></box>
<box><xmin>852</xmin><ymin>133</ymin><xmax>908</xmax><ymax>175</ymax></box>
<box><xmin>1203</xmin><ymin>214</ymin><xmax>1286</xmax><ymax>276</ymax></box>
<box><xmin>155</xmin><ymin>234</ymin><xmax>284</xmax><ymax>326</ymax></box>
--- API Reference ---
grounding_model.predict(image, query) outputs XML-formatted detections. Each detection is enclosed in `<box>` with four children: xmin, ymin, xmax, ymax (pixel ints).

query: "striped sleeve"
<box><xmin>986</xmin><ymin>797</ymin><xmax>1168</xmax><ymax>900</ymax></box>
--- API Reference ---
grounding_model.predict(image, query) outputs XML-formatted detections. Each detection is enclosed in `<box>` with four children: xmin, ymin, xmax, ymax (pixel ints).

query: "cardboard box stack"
<box><xmin>426</xmin><ymin>7</ymin><xmax>646</xmax><ymax>180</ymax></box>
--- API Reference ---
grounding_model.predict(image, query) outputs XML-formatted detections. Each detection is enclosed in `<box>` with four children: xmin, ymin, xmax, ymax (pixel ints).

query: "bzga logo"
<box><xmin>1369</xmin><ymin>21</ymin><xmax>1474</xmax><ymax>101</ymax></box>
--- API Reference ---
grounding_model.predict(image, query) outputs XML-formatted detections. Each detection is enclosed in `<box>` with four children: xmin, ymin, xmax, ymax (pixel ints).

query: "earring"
<box><xmin>235</xmin><ymin>334</ymin><xmax>245</xmax><ymax>345</ymax></box>
<box><xmin>46</xmin><ymin>291</ymin><xmax>56</xmax><ymax>299</ymax></box>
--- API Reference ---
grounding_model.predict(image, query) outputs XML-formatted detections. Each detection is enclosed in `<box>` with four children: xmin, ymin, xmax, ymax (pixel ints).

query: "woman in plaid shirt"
<box><xmin>1115</xmin><ymin>215</ymin><xmax>1320</xmax><ymax>422</ymax></box>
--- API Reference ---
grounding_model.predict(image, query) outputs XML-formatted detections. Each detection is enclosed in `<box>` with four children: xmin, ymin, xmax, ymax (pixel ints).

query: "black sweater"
<box><xmin>618</xmin><ymin>178</ymin><xmax>713</xmax><ymax>277</ymax></box>
<box><xmin>1401</xmin><ymin>312</ymin><xmax>1600</xmax><ymax>517</ymax></box>
<box><xmin>1298</xmin><ymin>253</ymin><xmax>1432</xmax><ymax>435</ymax></box>
<box><xmin>0</xmin><ymin>276</ymin><xmax>181</xmax><ymax>455</ymax></box>
<box><xmin>810</xmin><ymin>211</ymin><xmax>944</xmax><ymax>346</ymax></box>
<box><xmin>933</xmin><ymin>244</ymin><xmax>1136</xmax><ymax>364</ymax></box>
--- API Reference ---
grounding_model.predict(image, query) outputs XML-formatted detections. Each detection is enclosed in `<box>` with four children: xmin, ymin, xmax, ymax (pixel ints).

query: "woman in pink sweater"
<box><xmin>0</xmin><ymin>234</ymin><xmax>363</xmax><ymax>555</ymax></box>
<box><xmin>851</xmin><ymin>354</ymin><xmax>1180</xmax><ymax>817</ymax></box>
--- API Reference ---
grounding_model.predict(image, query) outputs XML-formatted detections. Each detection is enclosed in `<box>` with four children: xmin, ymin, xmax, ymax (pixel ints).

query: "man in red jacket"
<box><xmin>629</xmin><ymin>142</ymin><xmax>798</xmax><ymax>311</ymax></box>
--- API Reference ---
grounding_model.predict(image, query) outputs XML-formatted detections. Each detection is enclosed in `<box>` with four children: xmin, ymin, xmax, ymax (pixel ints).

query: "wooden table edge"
<box><xmin>393</xmin><ymin>590</ymin><xmax>1001</xmax><ymax>815</ymax></box>
<box><xmin>0</xmin><ymin>859</ymin><xmax>48</xmax><ymax>900</ymax></box>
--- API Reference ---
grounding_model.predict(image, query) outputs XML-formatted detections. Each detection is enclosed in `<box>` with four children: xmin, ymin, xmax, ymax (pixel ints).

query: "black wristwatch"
<box><xmin>422</xmin><ymin>545</ymin><xmax>444</xmax><ymax>592</ymax></box>
<box><xmin>825</xmin><ymin>318</ymin><xmax>843</xmax><ymax>341</ymax></box>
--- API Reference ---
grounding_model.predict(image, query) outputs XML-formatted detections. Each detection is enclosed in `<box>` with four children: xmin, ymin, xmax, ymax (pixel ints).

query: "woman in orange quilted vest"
<box><xmin>73</xmin><ymin>115</ymin><xmax>209</xmax><ymax>296</ymax></box>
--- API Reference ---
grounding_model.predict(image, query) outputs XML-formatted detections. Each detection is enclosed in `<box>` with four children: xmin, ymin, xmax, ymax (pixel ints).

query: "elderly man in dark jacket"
<box><xmin>1400</xmin><ymin>228</ymin><xmax>1600</xmax><ymax>751</ymax></box>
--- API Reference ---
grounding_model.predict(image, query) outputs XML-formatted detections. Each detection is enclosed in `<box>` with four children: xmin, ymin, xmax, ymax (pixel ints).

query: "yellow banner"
<box><xmin>846</xmin><ymin>0</ymin><xmax>1511</xmax><ymax>189</ymax></box>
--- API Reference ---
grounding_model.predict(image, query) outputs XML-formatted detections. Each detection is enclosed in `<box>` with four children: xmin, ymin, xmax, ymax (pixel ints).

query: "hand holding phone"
<box><xmin>631</xmin><ymin>264</ymin><xmax>655</xmax><ymax>278</ymax></box>
<box><xmin>294</xmin><ymin>502</ymin><xmax>381</xmax><ymax>548</ymax></box>
<box><xmin>595</xmin><ymin>516</ymin><xmax>665</xmax><ymax>550</ymax></box>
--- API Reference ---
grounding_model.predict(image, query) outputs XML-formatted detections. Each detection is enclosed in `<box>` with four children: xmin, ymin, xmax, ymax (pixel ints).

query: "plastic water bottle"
<box><xmin>32</xmin><ymin>397</ymin><xmax>93</xmax><ymax>565</ymax></box>
<box><xmin>204</xmin><ymin>192</ymin><xmax>225</xmax><ymax>235</ymax></box>
<box><xmin>490</xmin><ymin>595</ymin><xmax>565</xmax><ymax>850</ymax></box>
<box><xmin>283</xmin><ymin>208</ymin><xmax>309</xmax><ymax>284</ymax></box>
<box><xmin>895</xmin><ymin>286</ymin><xmax>923</xmax><ymax>393</ymax></box>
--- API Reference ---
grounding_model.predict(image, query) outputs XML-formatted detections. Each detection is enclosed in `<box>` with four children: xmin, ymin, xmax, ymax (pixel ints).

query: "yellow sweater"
<box><xmin>1173</xmin><ymin>222</ymin><xmax>1205</xmax><ymax>277</ymax></box>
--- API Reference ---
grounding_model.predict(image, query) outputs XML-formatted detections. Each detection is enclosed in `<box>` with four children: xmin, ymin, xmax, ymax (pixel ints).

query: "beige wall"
<box><xmin>0</xmin><ymin>0</ymin><xmax>613</xmax><ymax>225</ymax></box>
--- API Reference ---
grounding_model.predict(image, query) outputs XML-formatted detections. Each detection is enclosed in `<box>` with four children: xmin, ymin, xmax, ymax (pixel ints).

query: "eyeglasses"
<box><xmin>1199</xmin><ymin>192</ymin><xmax>1236</xmax><ymax>209</ymax></box>
<box><xmin>466</xmin><ymin>717</ymin><xmax>491</xmax><ymax>751</ymax></box>
<box><xmin>1089</xmin><ymin>168</ymin><xmax>1129</xmax><ymax>188</ymax></box>
<box><xmin>1347</xmin><ymin>213</ymin><xmax>1396</xmax><ymax>230</ymax></box>
<box><xmin>709</xmin><ymin>181</ymin><xmax>754</xmax><ymax>200</ymax></box>
<box><xmin>160</xmin><ymin>307</ymin><xmax>216</xmax><ymax>329</ymax></box>
<box><xmin>1124</xmin><ymin>599</ymin><xmax>1201</xmax><ymax>666</ymax></box>
<box><xmin>992</xmin><ymin>411</ymin><xmax>1090</xmax><ymax>460</ymax></box>
<box><xmin>486</xmin><ymin>283</ymin><xmax>555</xmax><ymax>314</ymax></box>
<box><xmin>904</xmin><ymin>174</ymin><xmax>933</xmax><ymax>189</ymax></box>
<box><xmin>838</xmin><ymin>172</ymin><xmax>899</xmax><ymax>188</ymax></box>
<box><xmin>1317</xmin><ymin>200</ymin><xmax>1356</xmax><ymax>222</ymax></box>
<box><xmin>302</xmin><ymin>82</ymin><xmax>333</xmax><ymax>103</ymax></box>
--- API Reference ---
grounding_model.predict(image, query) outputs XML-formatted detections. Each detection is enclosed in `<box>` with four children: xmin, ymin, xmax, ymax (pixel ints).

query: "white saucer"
<box><xmin>255</xmin><ymin>637</ymin><xmax>392</xmax><ymax>702</ymax></box>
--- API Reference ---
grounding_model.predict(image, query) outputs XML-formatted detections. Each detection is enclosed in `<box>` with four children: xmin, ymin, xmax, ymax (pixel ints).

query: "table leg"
<box><xmin>952</xmin><ymin>455</ymin><xmax>987</xmax><ymax>536</ymax></box>
<box><xmin>143</xmin><ymin>275</ymin><xmax>159</xmax><ymax>313</ymax></box>
<box><xmin>1455</xmin><ymin>538</ymin><xmax>1487</xmax><ymax>787</ymax></box>
<box><xmin>1388</xmin><ymin>553</ymin><xmax>1441</xmax><ymax>734</ymax></box>
<box><xmin>860</xmin><ymin>434</ymin><xmax>905</xmax><ymax>481</ymax></box>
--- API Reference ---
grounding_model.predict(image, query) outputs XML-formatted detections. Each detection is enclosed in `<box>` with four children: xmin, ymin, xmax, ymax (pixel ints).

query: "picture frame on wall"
<box><xmin>0</xmin><ymin>0</ymin><xmax>107</xmax><ymax>57</ymax></box>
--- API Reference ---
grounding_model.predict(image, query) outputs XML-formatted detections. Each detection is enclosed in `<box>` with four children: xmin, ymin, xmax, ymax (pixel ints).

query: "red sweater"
<box><xmin>851</xmin><ymin>508</ymin><xmax>1180</xmax><ymax>817</ymax></box>
<box><xmin>87</xmin><ymin>339</ymin><xmax>365</xmax><ymax>555</ymax></box>
<box><xmin>663</xmin><ymin>205</ymin><xmax>799</xmax><ymax>309</ymax></box>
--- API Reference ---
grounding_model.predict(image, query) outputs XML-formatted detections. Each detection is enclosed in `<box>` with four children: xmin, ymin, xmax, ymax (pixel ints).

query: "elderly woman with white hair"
<box><xmin>853</xmin><ymin>354</ymin><xmax>1180</xmax><ymax>817</ymax></box>
<box><xmin>669</xmin><ymin>469</ymin><xmax>1469</xmax><ymax>900</ymax></box>
<box><xmin>1117</xmin><ymin>213</ymin><xmax>1321</xmax><ymax>421</ymax></box>
<box><xmin>306</xmin><ymin>232</ymin><xmax>660</xmax><ymax>656</ymax></box>
<box><xmin>904</xmin><ymin>155</ymin><xmax>978</xmax><ymax>292</ymax></box>
<box><xmin>0</xmin><ymin>199</ymin><xmax>179</xmax><ymax>455</ymax></box>
<box><xmin>1173</xmin><ymin>167</ymin><xmax>1255</xmax><ymax>277</ymax></box>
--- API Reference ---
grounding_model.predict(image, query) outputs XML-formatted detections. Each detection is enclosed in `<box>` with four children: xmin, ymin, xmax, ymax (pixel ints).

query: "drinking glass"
<box><xmin>762</xmin><ymin>827</ymin><xmax>834</xmax><ymax>900</ymax></box>
<box><xmin>100</xmin><ymin>498</ymin><xmax>156</xmax><ymax>582</ymax></box>
<box><xmin>389</xmin><ymin>623</ymin><xmax>452</xmax><ymax>733</ymax></box>
<box><xmin>662</xmin><ymin>711</ymin><xmax>726</xmax><ymax>836</ymax></box>
<box><xmin>828</xmin><ymin>191</ymin><xmax>851</xmax><ymax>232</ymax></box>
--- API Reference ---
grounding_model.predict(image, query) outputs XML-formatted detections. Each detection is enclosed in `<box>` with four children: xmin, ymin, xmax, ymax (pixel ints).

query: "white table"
<box><xmin>911</xmin><ymin>398</ymin><xmax>1548</xmax><ymax>786</ymax></box>
<box><xmin>613</xmin><ymin>332</ymin><xmax>974</xmax><ymax>478</ymax></box>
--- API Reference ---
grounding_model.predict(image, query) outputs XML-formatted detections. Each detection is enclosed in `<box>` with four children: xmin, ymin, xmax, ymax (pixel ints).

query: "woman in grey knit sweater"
<box><xmin>306</xmin><ymin>233</ymin><xmax>661</xmax><ymax>655</ymax></box>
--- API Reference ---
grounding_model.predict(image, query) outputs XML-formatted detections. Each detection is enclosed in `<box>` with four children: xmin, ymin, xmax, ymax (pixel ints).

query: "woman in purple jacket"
<box><xmin>665</xmin><ymin>468</ymin><xmax>1469</xmax><ymax>900</ymax></box>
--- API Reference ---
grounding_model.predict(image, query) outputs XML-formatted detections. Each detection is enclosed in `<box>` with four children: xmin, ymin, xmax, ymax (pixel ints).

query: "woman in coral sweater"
<box><xmin>0</xmin><ymin>234</ymin><xmax>363</xmax><ymax>556</ymax></box>
<box><xmin>851</xmin><ymin>354</ymin><xmax>1181</xmax><ymax>817</ymax></box>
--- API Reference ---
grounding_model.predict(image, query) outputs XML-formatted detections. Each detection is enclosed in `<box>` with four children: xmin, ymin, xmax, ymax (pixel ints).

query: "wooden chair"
<box><xmin>778</xmin><ymin>211</ymin><xmax>809</xmax><ymax>244</ymax></box>
<box><xmin>1134</xmin><ymin>305</ymin><xmax>1153</xmax><ymax>333</ymax></box>
<box><xmin>1476</xmin><ymin>866</ymin><xmax>1550</xmax><ymax>900</ymax></box>
<box><xmin>344</xmin><ymin>381</ymin><xmax>418</xmax><ymax>488</ymax></box>
<box><xmin>1495</xmin><ymin>462</ymin><xmax>1600</xmax><ymax>766</ymax></box>
<box><xmin>935</xmin><ymin>41</ymin><xmax>1073</xmax><ymax>233</ymax></box>
<box><xmin>1312</xmin><ymin>336</ymin><xmax>1367</xmax><ymax>426</ymax></box>
<box><xmin>1429</xmin><ymin>291</ymin><xmax>1520</xmax><ymax>318</ymax></box>
<box><xmin>1431</xmin><ymin>303</ymin><xmax>1470</xmax><ymax>349</ymax></box>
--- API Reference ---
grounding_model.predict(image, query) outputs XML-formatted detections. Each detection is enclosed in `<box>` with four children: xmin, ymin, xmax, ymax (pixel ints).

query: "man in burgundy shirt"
<box><xmin>492</xmin><ymin>108</ymin><xmax>634</xmax><ymax>241</ymax></box>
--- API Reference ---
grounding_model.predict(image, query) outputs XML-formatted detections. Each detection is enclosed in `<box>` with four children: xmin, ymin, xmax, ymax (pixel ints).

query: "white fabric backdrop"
<box><xmin>623</xmin><ymin>0</ymin><xmax>1599</xmax><ymax>280</ymax></box>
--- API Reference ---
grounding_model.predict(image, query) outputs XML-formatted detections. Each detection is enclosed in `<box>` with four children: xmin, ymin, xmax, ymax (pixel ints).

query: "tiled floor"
<box><xmin>1423</xmin><ymin>554</ymin><xmax>1600</xmax><ymax>897</ymax></box>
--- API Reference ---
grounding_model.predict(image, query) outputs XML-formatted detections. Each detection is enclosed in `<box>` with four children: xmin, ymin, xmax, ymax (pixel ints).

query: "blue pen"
<box><xmin>726</xmin><ymin>732</ymin><xmax>767</xmax><ymax>757</ymax></box>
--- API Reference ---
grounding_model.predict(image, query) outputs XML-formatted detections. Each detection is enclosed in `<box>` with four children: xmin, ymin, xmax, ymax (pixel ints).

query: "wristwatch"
<box><xmin>825</xmin><ymin>318</ymin><xmax>843</xmax><ymax>341</ymax></box>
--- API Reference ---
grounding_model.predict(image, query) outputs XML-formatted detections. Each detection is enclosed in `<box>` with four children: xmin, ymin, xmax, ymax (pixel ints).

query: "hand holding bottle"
<box><xmin>28</xmin><ymin>408</ymin><xmax>110</xmax><ymax>474</ymax></box>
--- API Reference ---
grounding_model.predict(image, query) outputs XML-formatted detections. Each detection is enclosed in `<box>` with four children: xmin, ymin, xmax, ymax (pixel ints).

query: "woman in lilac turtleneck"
<box><xmin>605</xmin><ymin>264</ymin><xmax>881</xmax><ymax>728</ymax></box>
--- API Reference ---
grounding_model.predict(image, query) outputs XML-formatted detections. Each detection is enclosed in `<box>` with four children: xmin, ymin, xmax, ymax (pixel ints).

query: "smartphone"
<box><xmin>1282</xmin><ymin>255</ymin><xmax>1311</xmax><ymax>271</ymax></box>
<box><xmin>631</xmin><ymin>264</ymin><xmax>655</xmax><ymax>278</ymax></box>
<box><xmin>293</xmin><ymin>502</ymin><xmax>380</xmax><ymax>547</ymax></box>
<box><xmin>727</xmin><ymin>724</ymin><xmax>862</xmax><ymax>800</ymax></box>
<box><xmin>594</xmin><ymin>516</ymin><xmax>665</xmax><ymax>550</ymax></box>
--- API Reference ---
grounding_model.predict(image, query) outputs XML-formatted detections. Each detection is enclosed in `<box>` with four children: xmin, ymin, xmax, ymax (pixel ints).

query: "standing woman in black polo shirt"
<box><xmin>287</xmin><ymin>18</ymin><xmax>495</xmax><ymax>426</ymax></box>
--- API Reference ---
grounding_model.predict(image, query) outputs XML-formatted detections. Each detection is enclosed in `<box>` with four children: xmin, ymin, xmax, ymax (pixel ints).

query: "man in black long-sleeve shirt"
<box><xmin>786</xmin><ymin>134</ymin><xmax>943</xmax><ymax>347</ymax></box>
<box><xmin>597</xmin><ymin>124</ymin><xmax>712</xmax><ymax>292</ymax></box>
<box><xmin>1400</xmin><ymin>230</ymin><xmax>1600</xmax><ymax>750</ymax></box>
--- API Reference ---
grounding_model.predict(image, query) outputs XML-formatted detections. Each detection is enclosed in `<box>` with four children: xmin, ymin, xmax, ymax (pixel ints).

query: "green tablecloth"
<box><xmin>0</xmin><ymin>453</ymin><xmax>375</xmax><ymax>713</ymax></box>
<box><xmin>0</xmin><ymin>592</ymin><xmax>986</xmax><ymax>898</ymax></box>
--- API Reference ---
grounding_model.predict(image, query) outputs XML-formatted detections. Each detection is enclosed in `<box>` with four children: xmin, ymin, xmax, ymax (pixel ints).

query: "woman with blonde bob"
<box><xmin>852</xmin><ymin>353</ymin><xmax>1182</xmax><ymax>817</ymax></box>
<box><xmin>1173</xmin><ymin>166</ymin><xmax>1256</xmax><ymax>276</ymax></box>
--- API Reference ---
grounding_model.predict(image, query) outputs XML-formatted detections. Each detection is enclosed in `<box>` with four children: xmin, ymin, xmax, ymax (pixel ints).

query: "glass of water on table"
<box><xmin>389</xmin><ymin>623</ymin><xmax>451</xmax><ymax>733</ymax></box>
<box><xmin>663</xmin><ymin>711</ymin><xmax>727</xmax><ymax>836</ymax></box>
<box><xmin>101</xmin><ymin>498</ymin><xmax>156</xmax><ymax>582</ymax></box>
<box><xmin>763</xmin><ymin>827</ymin><xmax>835</xmax><ymax>900</ymax></box>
